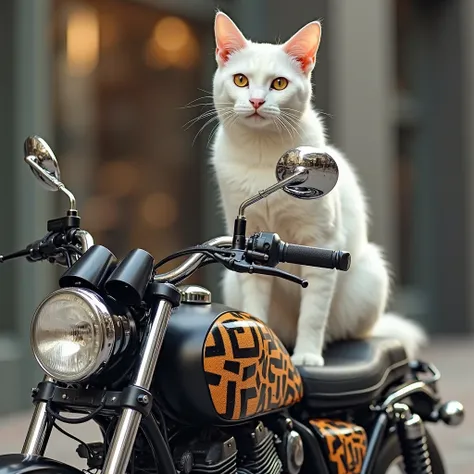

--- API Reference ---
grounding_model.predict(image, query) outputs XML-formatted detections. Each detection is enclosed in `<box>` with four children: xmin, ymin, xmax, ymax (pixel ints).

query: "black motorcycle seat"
<box><xmin>297</xmin><ymin>337</ymin><xmax>409</xmax><ymax>409</ymax></box>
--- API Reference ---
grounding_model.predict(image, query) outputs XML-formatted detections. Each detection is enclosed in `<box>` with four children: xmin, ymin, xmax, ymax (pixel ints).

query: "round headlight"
<box><xmin>31</xmin><ymin>287</ymin><xmax>116</xmax><ymax>382</ymax></box>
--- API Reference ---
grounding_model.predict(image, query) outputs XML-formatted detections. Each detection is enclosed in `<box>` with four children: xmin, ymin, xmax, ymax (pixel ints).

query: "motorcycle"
<box><xmin>0</xmin><ymin>136</ymin><xmax>464</xmax><ymax>474</ymax></box>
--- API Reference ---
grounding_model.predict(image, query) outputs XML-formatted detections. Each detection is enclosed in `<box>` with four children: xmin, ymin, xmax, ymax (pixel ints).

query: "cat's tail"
<box><xmin>371</xmin><ymin>313</ymin><xmax>428</xmax><ymax>360</ymax></box>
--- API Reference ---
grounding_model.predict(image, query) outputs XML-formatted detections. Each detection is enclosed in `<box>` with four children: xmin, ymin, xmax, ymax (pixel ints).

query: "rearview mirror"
<box><xmin>24</xmin><ymin>135</ymin><xmax>62</xmax><ymax>192</ymax></box>
<box><xmin>275</xmin><ymin>146</ymin><xmax>339</xmax><ymax>199</ymax></box>
<box><xmin>24</xmin><ymin>135</ymin><xmax>77</xmax><ymax>212</ymax></box>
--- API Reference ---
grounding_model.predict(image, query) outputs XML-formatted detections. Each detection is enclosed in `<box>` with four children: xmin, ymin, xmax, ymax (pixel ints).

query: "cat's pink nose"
<box><xmin>249</xmin><ymin>98</ymin><xmax>265</xmax><ymax>110</ymax></box>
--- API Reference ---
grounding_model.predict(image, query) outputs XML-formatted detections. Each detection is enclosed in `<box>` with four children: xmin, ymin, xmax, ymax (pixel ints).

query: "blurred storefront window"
<box><xmin>52</xmin><ymin>0</ymin><xmax>208</xmax><ymax>278</ymax></box>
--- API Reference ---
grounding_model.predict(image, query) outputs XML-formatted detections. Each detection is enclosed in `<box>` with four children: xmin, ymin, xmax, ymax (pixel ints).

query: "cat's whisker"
<box><xmin>208</xmin><ymin>111</ymin><xmax>233</xmax><ymax>144</ymax></box>
<box><xmin>181</xmin><ymin>102</ymin><xmax>233</xmax><ymax>110</ymax></box>
<box><xmin>181</xmin><ymin>103</ymin><xmax>215</xmax><ymax>111</ymax></box>
<box><xmin>281</xmin><ymin>111</ymin><xmax>303</xmax><ymax>126</ymax></box>
<box><xmin>192</xmin><ymin>116</ymin><xmax>220</xmax><ymax>146</ymax></box>
<box><xmin>272</xmin><ymin>118</ymin><xmax>287</xmax><ymax>145</ymax></box>
<box><xmin>281</xmin><ymin>113</ymin><xmax>301</xmax><ymax>127</ymax></box>
<box><xmin>207</xmin><ymin>122</ymin><xmax>220</xmax><ymax>147</ymax></box>
<box><xmin>313</xmin><ymin>108</ymin><xmax>334</xmax><ymax>119</ymax></box>
<box><xmin>275</xmin><ymin>115</ymin><xmax>294</xmax><ymax>139</ymax></box>
<box><xmin>224</xmin><ymin>113</ymin><xmax>239</xmax><ymax>134</ymax></box>
<box><xmin>183</xmin><ymin>109</ymin><xmax>219</xmax><ymax>130</ymax></box>
<box><xmin>184</xmin><ymin>107</ymin><xmax>233</xmax><ymax>130</ymax></box>
<box><xmin>197</xmin><ymin>87</ymin><xmax>213</xmax><ymax>95</ymax></box>
<box><xmin>192</xmin><ymin>110</ymin><xmax>234</xmax><ymax>146</ymax></box>
<box><xmin>280</xmin><ymin>114</ymin><xmax>303</xmax><ymax>141</ymax></box>
<box><xmin>208</xmin><ymin>111</ymin><xmax>236</xmax><ymax>147</ymax></box>
<box><xmin>280</xmin><ymin>108</ymin><xmax>304</xmax><ymax>119</ymax></box>
<box><xmin>180</xmin><ymin>95</ymin><xmax>215</xmax><ymax>108</ymax></box>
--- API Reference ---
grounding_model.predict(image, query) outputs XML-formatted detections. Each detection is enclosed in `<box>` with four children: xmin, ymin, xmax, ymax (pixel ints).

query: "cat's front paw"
<box><xmin>291</xmin><ymin>352</ymin><xmax>325</xmax><ymax>367</ymax></box>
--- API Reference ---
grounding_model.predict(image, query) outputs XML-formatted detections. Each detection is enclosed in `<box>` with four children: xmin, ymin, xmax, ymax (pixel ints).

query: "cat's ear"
<box><xmin>214</xmin><ymin>12</ymin><xmax>247</xmax><ymax>66</ymax></box>
<box><xmin>283</xmin><ymin>21</ymin><xmax>322</xmax><ymax>74</ymax></box>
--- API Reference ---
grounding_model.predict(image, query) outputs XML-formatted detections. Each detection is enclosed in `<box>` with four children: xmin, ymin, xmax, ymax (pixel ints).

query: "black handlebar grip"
<box><xmin>280</xmin><ymin>243</ymin><xmax>351</xmax><ymax>271</ymax></box>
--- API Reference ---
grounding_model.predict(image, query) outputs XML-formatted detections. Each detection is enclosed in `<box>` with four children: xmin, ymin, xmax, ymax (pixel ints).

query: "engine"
<box><xmin>172</xmin><ymin>421</ymin><xmax>304</xmax><ymax>474</ymax></box>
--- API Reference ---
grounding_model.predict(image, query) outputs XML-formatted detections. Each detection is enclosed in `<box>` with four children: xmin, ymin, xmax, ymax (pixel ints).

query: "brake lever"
<box><xmin>214</xmin><ymin>252</ymin><xmax>308</xmax><ymax>288</ymax></box>
<box><xmin>250</xmin><ymin>264</ymin><xmax>308</xmax><ymax>287</ymax></box>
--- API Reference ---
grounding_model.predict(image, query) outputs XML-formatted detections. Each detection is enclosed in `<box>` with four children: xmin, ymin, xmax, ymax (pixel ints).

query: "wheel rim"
<box><xmin>386</xmin><ymin>455</ymin><xmax>404</xmax><ymax>473</ymax></box>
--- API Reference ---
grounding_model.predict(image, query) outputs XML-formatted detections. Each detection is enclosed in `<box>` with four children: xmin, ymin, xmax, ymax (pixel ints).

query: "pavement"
<box><xmin>0</xmin><ymin>337</ymin><xmax>471</xmax><ymax>473</ymax></box>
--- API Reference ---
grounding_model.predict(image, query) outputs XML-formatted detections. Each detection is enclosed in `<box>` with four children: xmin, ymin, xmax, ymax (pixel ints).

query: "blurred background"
<box><xmin>0</xmin><ymin>0</ymin><xmax>473</xmax><ymax>471</ymax></box>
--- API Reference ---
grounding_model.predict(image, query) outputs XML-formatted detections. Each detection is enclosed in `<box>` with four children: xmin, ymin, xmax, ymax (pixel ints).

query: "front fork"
<box><xmin>21</xmin><ymin>283</ymin><xmax>180</xmax><ymax>474</ymax></box>
<box><xmin>21</xmin><ymin>377</ymin><xmax>54</xmax><ymax>456</ymax></box>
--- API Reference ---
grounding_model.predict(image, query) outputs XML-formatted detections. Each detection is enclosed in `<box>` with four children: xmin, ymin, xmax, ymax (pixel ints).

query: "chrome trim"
<box><xmin>380</xmin><ymin>381</ymin><xmax>438</xmax><ymax>411</ymax></box>
<box><xmin>102</xmin><ymin>407</ymin><xmax>142</xmax><ymax>474</ymax></box>
<box><xmin>438</xmin><ymin>400</ymin><xmax>465</xmax><ymax>426</ymax></box>
<box><xmin>179</xmin><ymin>285</ymin><xmax>212</xmax><ymax>304</ymax></box>
<box><xmin>238</xmin><ymin>168</ymin><xmax>306</xmax><ymax>217</ymax></box>
<box><xmin>154</xmin><ymin>236</ymin><xmax>232</xmax><ymax>284</ymax></box>
<box><xmin>393</xmin><ymin>403</ymin><xmax>426</xmax><ymax>440</ymax></box>
<box><xmin>102</xmin><ymin>300</ymin><xmax>173</xmax><ymax>474</ymax></box>
<box><xmin>275</xmin><ymin>147</ymin><xmax>339</xmax><ymax>200</ymax></box>
<box><xmin>24</xmin><ymin>136</ymin><xmax>62</xmax><ymax>192</ymax></box>
<box><xmin>30</xmin><ymin>287</ymin><xmax>116</xmax><ymax>382</ymax></box>
<box><xmin>133</xmin><ymin>300</ymin><xmax>173</xmax><ymax>388</ymax></box>
<box><xmin>74</xmin><ymin>229</ymin><xmax>94</xmax><ymax>252</ymax></box>
<box><xmin>25</xmin><ymin>154</ymin><xmax>77</xmax><ymax>211</ymax></box>
<box><xmin>21</xmin><ymin>376</ymin><xmax>54</xmax><ymax>456</ymax></box>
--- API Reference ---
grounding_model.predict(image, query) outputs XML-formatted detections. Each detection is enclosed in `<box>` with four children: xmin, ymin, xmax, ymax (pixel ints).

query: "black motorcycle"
<box><xmin>0</xmin><ymin>136</ymin><xmax>464</xmax><ymax>474</ymax></box>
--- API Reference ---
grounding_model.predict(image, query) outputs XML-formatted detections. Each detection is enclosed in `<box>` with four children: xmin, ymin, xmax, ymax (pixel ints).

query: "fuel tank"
<box><xmin>153</xmin><ymin>287</ymin><xmax>303</xmax><ymax>425</ymax></box>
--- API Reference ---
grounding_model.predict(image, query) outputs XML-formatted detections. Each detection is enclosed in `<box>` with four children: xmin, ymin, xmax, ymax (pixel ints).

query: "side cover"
<box><xmin>0</xmin><ymin>454</ymin><xmax>84</xmax><ymax>474</ymax></box>
<box><xmin>154</xmin><ymin>303</ymin><xmax>303</xmax><ymax>424</ymax></box>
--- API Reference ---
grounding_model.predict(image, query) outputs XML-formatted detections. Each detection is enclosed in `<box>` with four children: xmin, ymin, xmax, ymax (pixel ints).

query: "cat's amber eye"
<box><xmin>233</xmin><ymin>74</ymin><xmax>249</xmax><ymax>87</ymax></box>
<box><xmin>271</xmin><ymin>77</ymin><xmax>289</xmax><ymax>91</ymax></box>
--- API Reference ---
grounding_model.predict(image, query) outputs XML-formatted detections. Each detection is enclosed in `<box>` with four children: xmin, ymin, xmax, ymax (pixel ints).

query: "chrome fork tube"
<box><xmin>21</xmin><ymin>376</ymin><xmax>54</xmax><ymax>456</ymax></box>
<box><xmin>101</xmin><ymin>299</ymin><xmax>173</xmax><ymax>474</ymax></box>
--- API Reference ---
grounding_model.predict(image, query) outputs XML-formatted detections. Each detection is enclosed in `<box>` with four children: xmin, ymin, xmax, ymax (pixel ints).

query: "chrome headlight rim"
<box><xmin>30</xmin><ymin>287</ymin><xmax>116</xmax><ymax>383</ymax></box>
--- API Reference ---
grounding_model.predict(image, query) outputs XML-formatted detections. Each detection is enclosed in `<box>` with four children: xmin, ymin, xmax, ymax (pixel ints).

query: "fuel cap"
<box><xmin>179</xmin><ymin>285</ymin><xmax>211</xmax><ymax>304</ymax></box>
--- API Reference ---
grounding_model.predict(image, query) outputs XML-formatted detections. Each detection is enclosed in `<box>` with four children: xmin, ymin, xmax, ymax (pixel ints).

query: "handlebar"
<box><xmin>0</xmin><ymin>229</ymin><xmax>94</xmax><ymax>266</ymax></box>
<box><xmin>1</xmin><ymin>226</ymin><xmax>350</xmax><ymax>289</ymax></box>
<box><xmin>246</xmin><ymin>231</ymin><xmax>351</xmax><ymax>271</ymax></box>
<box><xmin>153</xmin><ymin>233</ymin><xmax>350</xmax><ymax>287</ymax></box>
<box><xmin>280</xmin><ymin>243</ymin><xmax>351</xmax><ymax>271</ymax></box>
<box><xmin>153</xmin><ymin>236</ymin><xmax>232</xmax><ymax>284</ymax></box>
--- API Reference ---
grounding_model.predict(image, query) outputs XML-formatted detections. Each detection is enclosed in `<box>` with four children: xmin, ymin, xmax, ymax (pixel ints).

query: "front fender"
<box><xmin>0</xmin><ymin>454</ymin><xmax>83</xmax><ymax>474</ymax></box>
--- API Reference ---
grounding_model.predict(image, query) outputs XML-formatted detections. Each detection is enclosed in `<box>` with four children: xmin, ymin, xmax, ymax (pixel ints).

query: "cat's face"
<box><xmin>213</xmin><ymin>13</ymin><xmax>321</xmax><ymax>132</ymax></box>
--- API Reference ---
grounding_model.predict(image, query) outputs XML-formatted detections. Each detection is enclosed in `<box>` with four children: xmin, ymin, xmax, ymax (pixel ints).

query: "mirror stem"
<box><xmin>25</xmin><ymin>155</ymin><xmax>77</xmax><ymax>212</ymax></box>
<box><xmin>232</xmin><ymin>167</ymin><xmax>307</xmax><ymax>250</ymax></box>
<box><xmin>237</xmin><ymin>167</ymin><xmax>307</xmax><ymax>218</ymax></box>
<box><xmin>60</xmin><ymin>186</ymin><xmax>77</xmax><ymax>213</ymax></box>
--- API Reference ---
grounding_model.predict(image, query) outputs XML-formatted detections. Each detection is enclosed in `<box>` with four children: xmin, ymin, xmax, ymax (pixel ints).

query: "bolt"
<box><xmin>62</xmin><ymin>393</ymin><xmax>67</xmax><ymax>400</ymax></box>
<box><xmin>137</xmin><ymin>394</ymin><xmax>149</xmax><ymax>405</ymax></box>
<box><xmin>111</xmin><ymin>396</ymin><xmax>117</xmax><ymax>402</ymax></box>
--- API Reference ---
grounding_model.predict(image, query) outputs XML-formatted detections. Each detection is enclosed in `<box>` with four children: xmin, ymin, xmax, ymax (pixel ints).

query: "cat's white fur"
<box><xmin>210</xmin><ymin>12</ymin><xmax>426</xmax><ymax>366</ymax></box>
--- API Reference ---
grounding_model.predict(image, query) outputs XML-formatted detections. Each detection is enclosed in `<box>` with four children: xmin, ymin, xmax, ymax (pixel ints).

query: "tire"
<box><xmin>372</xmin><ymin>430</ymin><xmax>445</xmax><ymax>474</ymax></box>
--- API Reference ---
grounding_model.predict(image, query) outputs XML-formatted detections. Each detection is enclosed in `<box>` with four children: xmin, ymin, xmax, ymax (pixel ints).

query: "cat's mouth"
<box><xmin>248</xmin><ymin>112</ymin><xmax>264</xmax><ymax>119</ymax></box>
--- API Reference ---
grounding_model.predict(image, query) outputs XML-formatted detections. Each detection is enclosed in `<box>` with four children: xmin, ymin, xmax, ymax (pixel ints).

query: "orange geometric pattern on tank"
<box><xmin>203</xmin><ymin>311</ymin><xmax>304</xmax><ymax>421</ymax></box>
<box><xmin>310</xmin><ymin>419</ymin><xmax>368</xmax><ymax>474</ymax></box>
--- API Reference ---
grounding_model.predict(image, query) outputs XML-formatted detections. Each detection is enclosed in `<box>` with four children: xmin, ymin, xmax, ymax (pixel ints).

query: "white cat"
<box><xmin>209</xmin><ymin>12</ymin><xmax>426</xmax><ymax>366</ymax></box>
